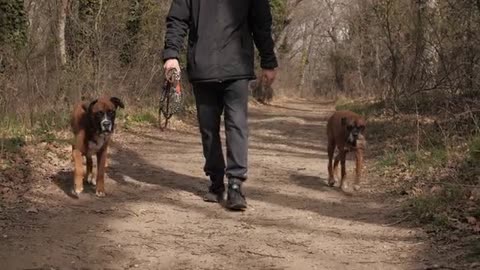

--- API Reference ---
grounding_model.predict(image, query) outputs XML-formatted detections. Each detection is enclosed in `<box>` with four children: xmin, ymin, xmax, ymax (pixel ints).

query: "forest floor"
<box><xmin>0</xmin><ymin>98</ymin><xmax>473</xmax><ymax>270</ymax></box>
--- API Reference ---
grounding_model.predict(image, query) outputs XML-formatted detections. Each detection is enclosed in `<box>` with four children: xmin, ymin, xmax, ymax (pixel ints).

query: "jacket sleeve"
<box><xmin>163</xmin><ymin>0</ymin><xmax>191</xmax><ymax>62</ymax></box>
<box><xmin>249</xmin><ymin>0</ymin><xmax>278</xmax><ymax>69</ymax></box>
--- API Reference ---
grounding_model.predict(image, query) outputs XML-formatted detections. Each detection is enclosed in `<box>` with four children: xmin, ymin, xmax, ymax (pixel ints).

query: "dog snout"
<box><xmin>101</xmin><ymin>120</ymin><xmax>112</xmax><ymax>131</ymax></box>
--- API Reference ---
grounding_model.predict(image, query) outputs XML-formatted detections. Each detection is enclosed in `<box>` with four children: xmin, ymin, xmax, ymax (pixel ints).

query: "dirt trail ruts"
<box><xmin>0</xmin><ymin>99</ymin><xmax>435</xmax><ymax>270</ymax></box>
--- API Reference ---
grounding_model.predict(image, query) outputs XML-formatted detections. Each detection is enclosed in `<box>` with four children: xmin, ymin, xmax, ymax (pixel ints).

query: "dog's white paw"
<box><xmin>86</xmin><ymin>175</ymin><xmax>96</xmax><ymax>186</ymax></box>
<box><xmin>72</xmin><ymin>187</ymin><xmax>83</xmax><ymax>197</ymax></box>
<box><xmin>96</xmin><ymin>191</ymin><xmax>106</xmax><ymax>197</ymax></box>
<box><xmin>353</xmin><ymin>185</ymin><xmax>361</xmax><ymax>191</ymax></box>
<box><xmin>340</xmin><ymin>182</ymin><xmax>350</xmax><ymax>193</ymax></box>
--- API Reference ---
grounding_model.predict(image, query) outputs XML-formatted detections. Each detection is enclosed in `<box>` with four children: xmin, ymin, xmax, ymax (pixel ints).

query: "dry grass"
<box><xmin>336</xmin><ymin>98</ymin><xmax>480</xmax><ymax>234</ymax></box>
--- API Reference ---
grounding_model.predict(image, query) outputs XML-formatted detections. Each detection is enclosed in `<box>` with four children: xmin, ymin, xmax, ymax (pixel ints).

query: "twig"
<box><xmin>0</xmin><ymin>129</ymin><xmax>4</xmax><ymax>156</ymax></box>
<box><xmin>243</xmin><ymin>249</ymin><xmax>286</xmax><ymax>259</ymax></box>
<box><xmin>466</xmin><ymin>104</ymin><xmax>480</xmax><ymax>134</ymax></box>
<box><xmin>415</xmin><ymin>95</ymin><xmax>420</xmax><ymax>153</ymax></box>
<box><xmin>382</xmin><ymin>215</ymin><xmax>411</xmax><ymax>227</ymax></box>
<box><xmin>94</xmin><ymin>0</ymin><xmax>103</xmax><ymax>33</ymax></box>
<box><xmin>140</xmin><ymin>61</ymin><xmax>160</xmax><ymax>95</ymax></box>
<box><xmin>423</xmin><ymin>266</ymin><xmax>458</xmax><ymax>270</ymax></box>
<box><xmin>283</xmin><ymin>240</ymin><xmax>309</xmax><ymax>248</ymax></box>
<box><xmin>434</xmin><ymin>110</ymin><xmax>480</xmax><ymax>125</ymax></box>
<box><xmin>421</xmin><ymin>182</ymin><xmax>478</xmax><ymax>187</ymax></box>
<box><xmin>355</xmin><ymin>260</ymin><xmax>403</xmax><ymax>264</ymax></box>
<box><xmin>144</xmin><ymin>243</ymin><xmax>158</xmax><ymax>251</ymax></box>
<box><xmin>119</xmin><ymin>209</ymin><xmax>139</xmax><ymax>217</ymax></box>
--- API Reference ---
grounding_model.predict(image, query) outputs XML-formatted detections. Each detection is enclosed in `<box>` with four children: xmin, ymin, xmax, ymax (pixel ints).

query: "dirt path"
<box><xmin>1</xmin><ymin>99</ymin><xmax>436</xmax><ymax>270</ymax></box>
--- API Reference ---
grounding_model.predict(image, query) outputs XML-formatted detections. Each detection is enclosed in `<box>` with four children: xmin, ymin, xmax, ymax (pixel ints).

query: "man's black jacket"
<box><xmin>163</xmin><ymin>0</ymin><xmax>278</xmax><ymax>83</ymax></box>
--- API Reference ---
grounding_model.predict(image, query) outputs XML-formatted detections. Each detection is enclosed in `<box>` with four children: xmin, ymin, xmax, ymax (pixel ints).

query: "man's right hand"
<box><xmin>163</xmin><ymin>59</ymin><xmax>180</xmax><ymax>75</ymax></box>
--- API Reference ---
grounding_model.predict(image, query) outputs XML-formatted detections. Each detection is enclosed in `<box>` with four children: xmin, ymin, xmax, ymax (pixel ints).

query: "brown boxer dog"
<box><xmin>326</xmin><ymin>110</ymin><xmax>366</xmax><ymax>192</ymax></box>
<box><xmin>70</xmin><ymin>96</ymin><xmax>124</xmax><ymax>197</ymax></box>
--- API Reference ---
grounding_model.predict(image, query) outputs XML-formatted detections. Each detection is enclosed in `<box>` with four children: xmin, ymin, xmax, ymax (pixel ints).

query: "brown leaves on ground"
<box><xmin>0</xmin><ymin>132</ymin><xmax>71</xmax><ymax>205</ymax></box>
<box><xmin>350</xmin><ymin>105</ymin><xmax>480</xmax><ymax>235</ymax></box>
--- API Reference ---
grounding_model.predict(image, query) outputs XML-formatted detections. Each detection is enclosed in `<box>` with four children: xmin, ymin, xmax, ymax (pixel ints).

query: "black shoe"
<box><xmin>226</xmin><ymin>178</ymin><xmax>247</xmax><ymax>210</ymax></box>
<box><xmin>203</xmin><ymin>178</ymin><xmax>225</xmax><ymax>203</ymax></box>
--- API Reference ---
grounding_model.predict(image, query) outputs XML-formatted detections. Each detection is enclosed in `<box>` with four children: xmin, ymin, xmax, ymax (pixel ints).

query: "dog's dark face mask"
<box><xmin>342</xmin><ymin>117</ymin><xmax>366</xmax><ymax>147</ymax></box>
<box><xmin>88</xmin><ymin>97</ymin><xmax>125</xmax><ymax>134</ymax></box>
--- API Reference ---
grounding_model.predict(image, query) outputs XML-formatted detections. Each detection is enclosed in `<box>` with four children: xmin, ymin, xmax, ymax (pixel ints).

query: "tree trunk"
<box><xmin>299</xmin><ymin>20</ymin><xmax>318</xmax><ymax>92</ymax></box>
<box><xmin>297</xmin><ymin>22</ymin><xmax>309</xmax><ymax>92</ymax></box>
<box><xmin>58</xmin><ymin>0</ymin><xmax>68</xmax><ymax>66</ymax></box>
<box><xmin>93</xmin><ymin>0</ymin><xmax>104</xmax><ymax>92</ymax></box>
<box><xmin>357</xmin><ymin>43</ymin><xmax>365</xmax><ymax>91</ymax></box>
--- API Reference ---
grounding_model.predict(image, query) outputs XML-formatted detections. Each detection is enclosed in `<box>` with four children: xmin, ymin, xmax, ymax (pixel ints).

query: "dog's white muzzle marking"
<box><xmin>100</xmin><ymin>115</ymin><xmax>112</xmax><ymax>132</ymax></box>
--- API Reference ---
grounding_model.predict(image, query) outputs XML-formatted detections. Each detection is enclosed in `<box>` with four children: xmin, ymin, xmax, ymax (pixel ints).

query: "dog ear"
<box><xmin>110</xmin><ymin>97</ymin><xmax>125</xmax><ymax>109</ymax></box>
<box><xmin>341</xmin><ymin>117</ymin><xmax>347</xmax><ymax>126</ymax></box>
<box><xmin>87</xmin><ymin>99</ymin><xmax>98</xmax><ymax>114</ymax></box>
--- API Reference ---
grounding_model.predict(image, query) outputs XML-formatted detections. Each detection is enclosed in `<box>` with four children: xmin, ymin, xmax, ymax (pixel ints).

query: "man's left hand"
<box><xmin>262</xmin><ymin>68</ymin><xmax>277</xmax><ymax>87</ymax></box>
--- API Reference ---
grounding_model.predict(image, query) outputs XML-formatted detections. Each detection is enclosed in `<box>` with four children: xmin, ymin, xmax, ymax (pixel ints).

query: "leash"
<box><xmin>158</xmin><ymin>68</ymin><xmax>183</xmax><ymax>130</ymax></box>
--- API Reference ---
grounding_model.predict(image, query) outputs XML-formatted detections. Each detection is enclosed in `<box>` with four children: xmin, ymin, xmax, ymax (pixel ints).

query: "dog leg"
<box><xmin>86</xmin><ymin>155</ymin><xmax>96</xmax><ymax>186</ymax></box>
<box><xmin>95</xmin><ymin>148</ymin><xmax>108</xmax><ymax>197</ymax></box>
<box><xmin>333</xmin><ymin>150</ymin><xmax>342</xmax><ymax>186</ymax></box>
<box><xmin>327</xmin><ymin>141</ymin><xmax>336</xmax><ymax>187</ymax></box>
<box><xmin>354</xmin><ymin>148</ymin><xmax>364</xmax><ymax>191</ymax></box>
<box><xmin>339</xmin><ymin>150</ymin><xmax>350</xmax><ymax>192</ymax></box>
<box><xmin>72</xmin><ymin>148</ymin><xmax>84</xmax><ymax>196</ymax></box>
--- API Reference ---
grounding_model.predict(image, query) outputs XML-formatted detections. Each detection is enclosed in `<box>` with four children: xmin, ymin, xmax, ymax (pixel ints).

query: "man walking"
<box><xmin>163</xmin><ymin>0</ymin><xmax>278</xmax><ymax>210</ymax></box>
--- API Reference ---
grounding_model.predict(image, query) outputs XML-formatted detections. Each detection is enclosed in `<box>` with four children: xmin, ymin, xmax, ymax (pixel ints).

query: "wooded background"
<box><xmin>277</xmin><ymin>0</ymin><xmax>480</xmax><ymax>115</ymax></box>
<box><xmin>1</xmin><ymin>0</ymin><xmax>479</xmax><ymax>132</ymax></box>
<box><xmin>1</xmin><ymin>0</ymin><xmax>479</xmax><ymax>243</ymax></box>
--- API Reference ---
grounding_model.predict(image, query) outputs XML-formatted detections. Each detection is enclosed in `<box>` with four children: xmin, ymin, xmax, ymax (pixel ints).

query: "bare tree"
<box><xmin>57</xmin><ymin>0</ymin><xmax>69</xmax><ymax>66</ymax></box>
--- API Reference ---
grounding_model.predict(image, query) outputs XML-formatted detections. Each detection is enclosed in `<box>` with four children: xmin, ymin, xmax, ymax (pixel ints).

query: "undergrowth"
<box><xmin>0</xmin><ymin>105</ymin><xmax>171</xmax><ymax>156</ymax></box>
<box><xmin>335</xmin><ymin>98</ymin><xmax>385</xmax><ymax>117</ymax></box>
<box><xmin>336</xmin><ymin>99</ymin><xmax>480</xmax><ymax>236</ymax></box>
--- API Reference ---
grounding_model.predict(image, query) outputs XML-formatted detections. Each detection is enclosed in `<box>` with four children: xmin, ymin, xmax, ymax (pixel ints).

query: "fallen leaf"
<box><xmin>469</xmin><ymin>187</ymin><xmax>480</xmax><ymax>201</ymax></box>
<box><xmin>471</xmin><ymin>262</ymin><xmax>480</xmax><ymax>269</ymax></box>
<box><xmin>466</xmin><ymin>216</ymin><xmax>477</xmax><ymax>225</ymax></box>
<box><xmin>26</xmin><ymin>207</ymin><xmax>39</xmax><ymax>214</ymax></box>
<box><xmin>430</xmin><ymin>185</ymin><xmax>443</xmax><ymax>195</ymax></box>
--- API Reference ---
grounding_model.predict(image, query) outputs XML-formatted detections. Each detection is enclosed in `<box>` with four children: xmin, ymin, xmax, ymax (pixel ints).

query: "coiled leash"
<box><xmin>158</xmin><ymin>68</ymin><xmax>183</xmax><ymax>130</ymax></box>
